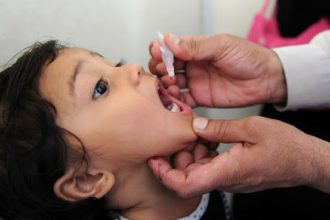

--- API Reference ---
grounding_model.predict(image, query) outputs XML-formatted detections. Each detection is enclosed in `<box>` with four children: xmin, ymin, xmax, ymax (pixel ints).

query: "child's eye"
<box><xmin>93</xmin><ymin>80</ymin><xmax>108</xmax><ymax>100</ymax></box>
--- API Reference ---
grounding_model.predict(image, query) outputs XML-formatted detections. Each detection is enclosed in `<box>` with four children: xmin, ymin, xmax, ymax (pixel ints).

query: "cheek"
<box><xmin>110</xmin><ymin>105</ymin><xmax>164</xmax><ymax>140</ymax></box>
<box><xmin>165</xmin><ymin>114</ymin><xmax>197</xmax><ymax>144</ymax></box>
<box><xmin>74</xmin><ymin>102</ymin><xmax>162</xmax><ymax>149</ymax></box>
<box><xmin>108</xmin><ymin>106</ymin><xmax>197</xmax><ymax>157</ymax></box>
<box><xmin>63</xmin><ymin>97</ymin><xmax>197</xmax><ymax>159</ymax></box>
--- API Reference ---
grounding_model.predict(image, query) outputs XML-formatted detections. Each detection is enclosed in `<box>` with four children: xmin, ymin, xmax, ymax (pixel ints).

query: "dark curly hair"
<box><xmin>0</xmin><ymin>41</ymin><xmax>118</xmax><ymax>220</ymax></box>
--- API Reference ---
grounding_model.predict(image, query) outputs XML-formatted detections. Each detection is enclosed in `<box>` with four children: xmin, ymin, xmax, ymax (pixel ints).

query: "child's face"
<box><xmin>39</xmin><ymin>48</ymin><xmax>197</xmax><ymax>170</ymax></box>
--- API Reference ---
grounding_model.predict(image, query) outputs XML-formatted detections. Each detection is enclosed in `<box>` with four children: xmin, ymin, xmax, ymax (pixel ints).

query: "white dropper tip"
<box><xmin>157</xmin><ymin>32</ymin><xmax>175</xmax><ymax>78</ymax></box>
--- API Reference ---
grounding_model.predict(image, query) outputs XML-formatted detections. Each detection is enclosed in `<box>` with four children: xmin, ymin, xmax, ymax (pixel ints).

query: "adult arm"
<box><xmin>274</xmin><ymin>30</ymin><xmax>330</xmax><ymax>110</ymax></box>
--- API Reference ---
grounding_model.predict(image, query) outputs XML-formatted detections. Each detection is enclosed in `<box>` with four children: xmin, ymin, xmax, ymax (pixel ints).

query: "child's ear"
<box><xmin>53</xmin><ymin>168</ymin><xmax>115</xmax><ymax>202</ymax></box>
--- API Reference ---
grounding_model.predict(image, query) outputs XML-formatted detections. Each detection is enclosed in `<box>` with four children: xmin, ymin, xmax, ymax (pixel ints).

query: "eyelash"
<box><xmin>93</xmin><ymin>79</ymin><xmax>108</xmax><ymax>100</ymax></box>
<box><xmin>92</xmin><ymin>60</ymin><xmax>126</xmax><ymax>100</ymax></box>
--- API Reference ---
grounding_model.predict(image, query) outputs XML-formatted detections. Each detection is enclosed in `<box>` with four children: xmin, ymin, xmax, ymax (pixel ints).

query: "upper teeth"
<box><xmin>167</xmin><ymin>103</ymin><xmax>180</xmax><ymax>112</ymax></box>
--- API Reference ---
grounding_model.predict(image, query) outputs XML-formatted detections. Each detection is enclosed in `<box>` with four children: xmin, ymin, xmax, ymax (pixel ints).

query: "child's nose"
<box><xmin>126</xmin><ymin>64</ymin><xmax>145</xmax><ymax>86</ymax></box>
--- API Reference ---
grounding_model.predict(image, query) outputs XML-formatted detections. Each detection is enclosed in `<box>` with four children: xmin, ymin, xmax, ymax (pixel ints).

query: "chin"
<box><xmin>157</xmin><ymin>131</ymin><xmax>198</xmax><ymax>158</ymax></box>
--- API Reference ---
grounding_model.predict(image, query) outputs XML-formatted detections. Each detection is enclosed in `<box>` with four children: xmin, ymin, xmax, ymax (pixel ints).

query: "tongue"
<box><xmin>167</xmin><ymin>103</ymin><xmax>180</xmax><ymax>112</ymax></box>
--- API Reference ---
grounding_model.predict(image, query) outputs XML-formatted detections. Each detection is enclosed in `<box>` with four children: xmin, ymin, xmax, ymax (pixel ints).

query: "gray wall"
<box><xmin>0</xmin><ymin>0</ymin><xmax>203</xmax><ymax>68</ymax></box>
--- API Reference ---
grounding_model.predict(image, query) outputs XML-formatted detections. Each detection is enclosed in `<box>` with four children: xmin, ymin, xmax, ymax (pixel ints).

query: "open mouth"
<box><xmin>157</xmin><ymin>81</ymin><xmax>191</xmax><ymax>114</ymax></box>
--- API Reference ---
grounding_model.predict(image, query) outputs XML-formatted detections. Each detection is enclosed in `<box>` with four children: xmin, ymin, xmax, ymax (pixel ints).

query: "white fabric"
<box><xmin>177</xmin><ymin>193</ymin><xmax>210</xmax><ymax>220</ymax></box>
<box><xmin>119</xmin><ymin>193</ymin><xmax>210</xmax><ymax>220</ymax></box>
<box><xmin>273</xmin><ymin>30</ymin><xmax>330</xmax><ymax>111</ymax></box>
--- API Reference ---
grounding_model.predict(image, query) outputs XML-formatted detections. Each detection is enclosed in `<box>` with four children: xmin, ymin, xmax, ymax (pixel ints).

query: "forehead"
<box><xmin>39</xmin><ymin>48</ymin><xmax>89</xmax><ymax>113</ymax></box>
<box><xmin>52</xmin><ymin>47</ymin><xmax>92</xmax><ymax>65</ymax></box>
<box><xmin>43</xmin><ymin>48</ymin><xmax>89</xmax><ymax>79</ymax></box>
<box><xmin>40</xmin><ymin>47</ymin><xmax>103</xmax><ymax>87</ymax></box>
<box><xmin>40</xmin><ymin>48</ymin><xmax>86</xmax><ymax>91</ymax></box>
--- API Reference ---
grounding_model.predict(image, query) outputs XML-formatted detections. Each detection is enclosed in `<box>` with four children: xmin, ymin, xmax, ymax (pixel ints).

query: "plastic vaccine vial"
<box><xmin>157</xmin><ymin>32</ymin><xmax>175</xmax><ymax>78</ymax></box>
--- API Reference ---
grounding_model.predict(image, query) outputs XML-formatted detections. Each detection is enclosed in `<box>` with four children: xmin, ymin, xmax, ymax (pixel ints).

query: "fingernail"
<box><xmin>147</xmin><ymin>159</ymin><xmax>162</xmax><ymax>182</ymax></box>
<box><xmin>156</xmin><ymin>63</ymin><xmax>162</xmax><ymax>71</ymax></box>
<box><xmin>168</xmin><ymin>33</ymin><xmax>180</xmax><ymax>46</ymax></box>
<box><xmin>193</xmin><ymin>117</ymin><xmax>208</xmax><ymax>130</ymax></box>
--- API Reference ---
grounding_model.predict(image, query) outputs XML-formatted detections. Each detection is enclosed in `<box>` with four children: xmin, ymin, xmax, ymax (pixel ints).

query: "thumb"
<box><xmin>148</xmin><ymin>157</ymin><xmax>194</xmax><ymax>197</ymax></box>
<box><xmin>164</xmin><ymin>34</ymin><xmax>220</xmax><ymax>62</ymax></box>
<box><xmin>193</xmin><ymin>117</ymin><xmax>249</xmax><ymax>143</ymax></box>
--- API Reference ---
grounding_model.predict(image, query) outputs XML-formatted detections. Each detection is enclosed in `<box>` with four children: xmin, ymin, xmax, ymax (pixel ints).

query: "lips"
<box><xmin>157</xmin><ymin>80</ymin><xmax>192</xmax><ymax>114</ymax></box>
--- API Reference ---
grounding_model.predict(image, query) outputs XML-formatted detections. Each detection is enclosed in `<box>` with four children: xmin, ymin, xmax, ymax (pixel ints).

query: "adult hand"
<box><xmin>149</xmin><ymin>34</ymin><xmax>287</xmax><ymax>108</ymax></box>
<box><xmin>148</xmin><ymin>116</ymin><xmax>330</xmax><ymax>197</ymax></box>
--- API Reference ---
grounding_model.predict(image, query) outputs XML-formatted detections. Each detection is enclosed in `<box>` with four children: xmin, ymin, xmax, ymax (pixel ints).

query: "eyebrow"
<box><xmin>89</xmin><ymin>51</ymin><xmax>104</xmax><ymax>58</ymax></box>
<box><xmin>69</xmin><ymin>51</ymin><xmax>104</xmax><ymax>97</ymax></box>
<box><xmin>69</xmin><ymin>59</ymin><xmax>85</xmax><ymax>97</ymax></box>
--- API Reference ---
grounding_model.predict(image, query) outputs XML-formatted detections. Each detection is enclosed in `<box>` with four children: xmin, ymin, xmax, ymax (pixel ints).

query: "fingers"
<box><xmin>161</xmin><ymin>74</ymin><xmax>187</xmax><ymax>90</ymax></box>
<box><xmin>163</xmin><ymin>34</ymin><xmax>205</xmax><ymax>61</ymax></box>
<box><xmin>173</xmin><ymin>151</ymin><xmax>194</xmax><ymax>170</ymax></box>
<box><xmin>172</xmin><ymin>143</ymin><xmax>215</xmax><ymax>170</ymax></box>
<box><xmin>149</xmin><ymin>33</ymin><xmax>215</xmax><ymax>76</ymax></box>
<box><xmin>151</xmin><ymin>33</ymin><xmax>241</xmax><ymax>63</ymax></box>
<box><xmin>163</xmin><ymin>34</ymin><xmax>229</xmax><ymax>62</ymax></box>
<box><xmin>148</xmin><ymin>155</ymin><xmax>231</xmax><ymax>198</ymax></box>
<box><xmin>193</xmin><ymin>144</ymin><xmax>208</xmax><ymax>160</ymax></box>
<box><xmin>149</xmin><ymin>39</ymin><xmax>161</xmax><ymax>60</ymax></box>
<box><xmin>181</xmin><ymin>92</ymin><xmax>198</xmax><ymax>108</ymax></box>
<box><xmin>166</xmin><ymin>85</ymin><xmax>181</xmax><ymax>99</ymax></box>
<box><xmin>148</xmin><ymin>157</ymin><xmax>193</xmax><ymax>197</ymax></box>
<box><xmin>193</xmin><ymin>117</ymin><xmax>253</xmax><ymax>143</ymax></box>
<box><xmin>148</xmin><ymin>58</ymin><xmax>159</xmax><ymax>74</ymax></box>
<box><xmin>148</xmin><ymin>39</ymin><xmax>163</xmax><ymax>75</ymax></box>
<box><xmin>149</xmin><ymin>33</ymin><xmax>234</xmax><ymax>76</ymax></box>
<box><xmin>149</xmin><ymin>56</ymin><xmax>186</xmax><ymax>77</ymax></box>
<box><xmin>148</xmin><ymin>143</ymin><xmax>221</xmax><ymax>198</ymax></box>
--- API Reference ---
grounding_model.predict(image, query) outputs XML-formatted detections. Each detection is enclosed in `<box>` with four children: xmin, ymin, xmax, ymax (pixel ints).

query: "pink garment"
<box><xmin>247</xmin><ymin>0</ymin><xmax>330</xmax><ymax>48</ymax></box>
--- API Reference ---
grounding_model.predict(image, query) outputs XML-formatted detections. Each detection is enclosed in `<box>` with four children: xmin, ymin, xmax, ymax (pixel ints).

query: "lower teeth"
<box><xmin>167</xmin><ymin>103</ymin><xmax>180</xmax><ymax>112</ymax></box>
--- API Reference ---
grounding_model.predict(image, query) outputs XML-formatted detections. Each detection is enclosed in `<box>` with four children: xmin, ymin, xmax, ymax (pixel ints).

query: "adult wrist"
<box><xmin>295</xmin><ymin>134</ymin><xmax>330</xmax><ymax>193</ymax></box>
<box><xmin>308</xmin><ymin>138</ymin><xmax>330</xmax><ymax>193</ymax></box>
<box><xmin>272</xmin><ymin>37</ymin><xmax>330</xmax><ymax>111</ymax></box>
<box><xmin>267</xmin><ymin>50</ymin><xmax>287</xmax><ymax>104</ymax></box>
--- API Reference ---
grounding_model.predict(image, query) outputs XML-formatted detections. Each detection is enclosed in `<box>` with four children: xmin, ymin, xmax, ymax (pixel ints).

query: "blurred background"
<box><xmin>0</xmin><ymin>0</ymin><xmax>264</xmax><ymax>121</ymax></box>
<box><xmin>2</xmin><ymin>1</ymin><xmax>329</xmax><ymax>217</ymax></box>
